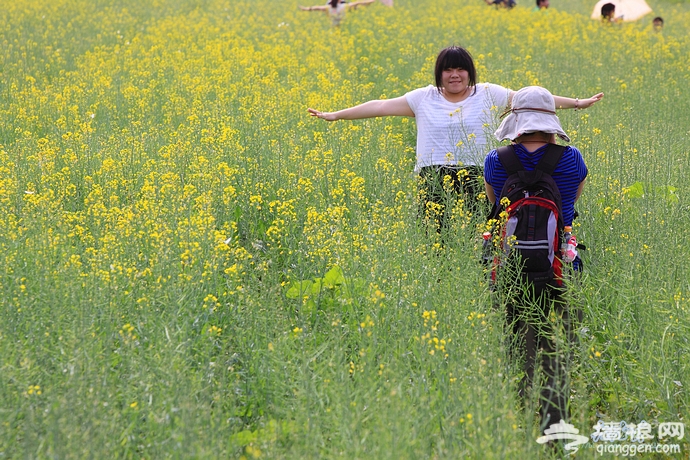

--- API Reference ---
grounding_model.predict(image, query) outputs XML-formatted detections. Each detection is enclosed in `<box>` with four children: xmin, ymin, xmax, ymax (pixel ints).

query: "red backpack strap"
<box><xmin>496</xmin><ymin>145</ymin><xmax>524</xmax><ymax>175</ymax></box>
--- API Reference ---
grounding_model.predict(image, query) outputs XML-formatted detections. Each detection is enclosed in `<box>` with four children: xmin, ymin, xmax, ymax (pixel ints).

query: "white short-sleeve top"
<box><xmin>328</xmin><ymin>2</ymin><xmax>347</xmax><ymax>26</ymax></box>
<box><xmin>405</xmin><ymin>83</ymin><xmax>511</xmax><ymax>171</ymax></box>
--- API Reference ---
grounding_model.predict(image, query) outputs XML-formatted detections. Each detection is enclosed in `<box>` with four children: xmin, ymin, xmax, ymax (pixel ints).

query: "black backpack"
<box><xmin>488</xmin><ymin>143</ymin><xmax>566</xmax><ymax>289</ymax></box>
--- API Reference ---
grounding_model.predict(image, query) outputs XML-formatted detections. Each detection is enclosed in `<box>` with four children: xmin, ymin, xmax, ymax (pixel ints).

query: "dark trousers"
<box><xmin>418</xmin><ymin>165</ymin><xmax>487</xmax><ymax>236</ymax></box>
<box><xmin>500</xmin><ymin>277</ymin><xmax>581</xmax><ymax>431</ymax></box>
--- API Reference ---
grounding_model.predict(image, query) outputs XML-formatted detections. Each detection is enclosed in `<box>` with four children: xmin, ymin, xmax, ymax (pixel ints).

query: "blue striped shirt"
<box><xmin>484</xmin><ymin>144</ymin><xmax>587</xmax><ymax>226</ymax></box>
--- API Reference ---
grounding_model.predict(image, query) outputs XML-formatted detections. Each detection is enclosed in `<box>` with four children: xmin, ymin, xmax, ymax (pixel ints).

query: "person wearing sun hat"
<box><xmin>485</xmin><ymin>86</ymin><xmax>586</xmax><ymax>227</ymax></box>
<box><xmin>484</xmin><ymin>85</ymin><xmax>590</xmax><ymax>433</ymax></box>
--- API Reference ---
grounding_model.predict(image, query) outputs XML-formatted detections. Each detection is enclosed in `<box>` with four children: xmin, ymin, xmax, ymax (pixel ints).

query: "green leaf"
<box><xmin>311</xmin><ymin>278</ymin><xmax>323</xmax><ymax>294</ymax></box>
<box><xmin>622</xmin><ymin>181</ymin><xmax>644</xmax><ymax>198</ymax></box>
<box><xmin>231</xmin><ymin>429</ymin><xmax>258</xmax><ymax>446</ymax></box>
<box><xmin>322</xmin><ymin>265</ymin><xmax>345</xmax><ymax>288</ymax></box>
<box><xmin>286</xmin><ymin>280</ymin><xmax>313</xmax><ymax>299</ymax></box>
<box><xmin>656</xmin><ymin>185</ymin><xmax>678</xmax><ymax>204</ymax></box>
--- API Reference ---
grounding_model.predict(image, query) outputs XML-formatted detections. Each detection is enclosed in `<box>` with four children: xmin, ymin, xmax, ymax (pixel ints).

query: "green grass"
<box><xmin>1</xmin><ymin>0</ymin><xmax>689</xmax><ymax>458</ymax></box>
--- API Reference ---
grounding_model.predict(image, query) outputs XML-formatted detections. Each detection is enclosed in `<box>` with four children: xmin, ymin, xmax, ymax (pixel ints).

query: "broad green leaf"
<box><xmin>286</xmin><ymin>280</ymin><xmax>313</xmax><ymax>299</ymax></box>
<box><xmin>322</xmin><ymin>265</ymin><xmax>345</xmax><ymax>288</ymax></box>
<box><xmin>622</xmin><ymin>181</ymin><xmax>644</xmax><ymax>198</ymax></box>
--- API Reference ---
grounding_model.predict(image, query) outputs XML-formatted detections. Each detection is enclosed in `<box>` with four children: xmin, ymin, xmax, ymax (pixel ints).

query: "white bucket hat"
<box><xmin>494</xmin><ymin>86</ymin><xmax>570</xmax><ymax>142</ymax></box>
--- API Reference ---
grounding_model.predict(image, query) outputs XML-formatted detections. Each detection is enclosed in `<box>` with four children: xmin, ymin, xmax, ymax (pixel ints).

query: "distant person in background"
<box><xmin>600</xmin><ymin>3</ymin><xmax>622</xmax><ymax>23</ymax></box>
<box><xmin>653</xmin><ymin>16</ymin><xmax>664</xmax><ymax>31</ymax></box>
<box><xmin>485</xmin><ymin>0</ymin><xmax>517</xmax><ymax>8</ymax></box>
<box><xmin>532</xmin><ymin>0</ymin><xmax>549</xmax><ymax>12</ymax></box>
<box><xmin>300</xmin><ymin>0</ymin><xmax>375</xmax><ymax>27</ymax></box>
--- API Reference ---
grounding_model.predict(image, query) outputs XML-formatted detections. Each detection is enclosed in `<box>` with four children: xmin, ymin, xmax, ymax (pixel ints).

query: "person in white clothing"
<box><xmin>299</xmin><ymin>0</ymin><xmax>375</xmax><ymax>27</ymax></box>
<box><xmin>308</xmin><ymin>46</ymin><xmax>603</xmax><ymax>233</ymax></box>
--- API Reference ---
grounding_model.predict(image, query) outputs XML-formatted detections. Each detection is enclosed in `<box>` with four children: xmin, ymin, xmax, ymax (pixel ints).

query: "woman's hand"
<box><xmin>578</xmin><ymin>92</ymin><xmax>604</xmax><ymax>109</ymax></box>
<box><xmin>308</xmin><ymin>108</ymin><xmax>338</xmax><ymax>121</ymax></box>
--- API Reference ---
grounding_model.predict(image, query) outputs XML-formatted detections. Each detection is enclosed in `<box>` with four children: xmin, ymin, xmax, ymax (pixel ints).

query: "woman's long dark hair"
<box><xmin>434</xmin><ymin>46</ymin><xmax>477</xmax><ymax>96</ymax></box>
<box><xmin>329</xmin><ymin>0</ymin><xmax>340</xmax><ymax>7</ymax></box>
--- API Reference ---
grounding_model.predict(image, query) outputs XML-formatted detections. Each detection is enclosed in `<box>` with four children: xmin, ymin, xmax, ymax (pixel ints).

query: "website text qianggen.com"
<box><xmin>596</xmin><ymin>442</ymin><xmax>681</xmax><ymax>456</ymax></box>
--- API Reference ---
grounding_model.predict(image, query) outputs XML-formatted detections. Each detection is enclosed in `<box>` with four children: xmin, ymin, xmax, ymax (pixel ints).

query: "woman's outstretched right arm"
<box><xmin>299</xmin><ymin>5</ymin><xmax>329</xmax><ymax>11</ymax></box>
<box><xmin>308</xmin><ymin>95</ymin><xmax>414</xmax><ymax>121</ymax></box>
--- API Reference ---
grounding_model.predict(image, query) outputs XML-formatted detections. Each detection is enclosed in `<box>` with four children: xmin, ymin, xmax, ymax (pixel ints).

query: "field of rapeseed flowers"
<box><xmin>2</xmin><ymin>0</ymin><xmax>690</xmax><ymax>457</ymax></box>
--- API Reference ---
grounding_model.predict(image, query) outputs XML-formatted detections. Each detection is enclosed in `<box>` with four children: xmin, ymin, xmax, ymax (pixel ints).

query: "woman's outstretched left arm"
<box><xmin>553</xmin><ymin>92</ymin><xmax>604</xmax><ymax>110</ymax></box>
<box><xmin>347</xmin><ymin>0</ymin><xmax>376</xmax><ymax>8</ymax></box>
<box><xmin>504</xmin><ymin>91</ymin><xmax>604</xmax><ymax>110</ymax></box>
